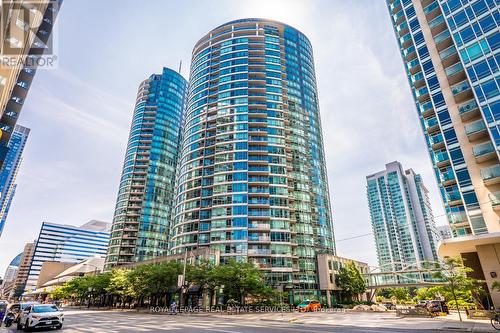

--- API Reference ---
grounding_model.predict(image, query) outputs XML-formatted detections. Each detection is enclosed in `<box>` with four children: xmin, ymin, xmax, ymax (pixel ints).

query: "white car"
<box><xmin>17</xmin><ymin>304</ymin><xmax>63</xmax><ymax>331</ymax></box>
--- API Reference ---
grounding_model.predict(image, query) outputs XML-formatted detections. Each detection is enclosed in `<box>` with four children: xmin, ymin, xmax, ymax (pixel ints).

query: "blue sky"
<box><xmin>0</xmin><ymin>0</ymin><xmax>448</xmax><ymax>275</ymax></box>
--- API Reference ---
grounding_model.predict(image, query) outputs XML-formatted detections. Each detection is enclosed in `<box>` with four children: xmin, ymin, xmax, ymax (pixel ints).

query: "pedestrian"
<box><xmin>170</xmin><ymin>301</ymin><xmax>177</xmax><ymax>315</ymax></box>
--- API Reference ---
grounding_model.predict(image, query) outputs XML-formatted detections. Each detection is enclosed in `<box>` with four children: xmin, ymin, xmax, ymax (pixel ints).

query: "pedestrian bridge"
<box><xmin>364</xmin><ymin>262</ymin><xmax>446</xmax><ymax>289</ymax></box>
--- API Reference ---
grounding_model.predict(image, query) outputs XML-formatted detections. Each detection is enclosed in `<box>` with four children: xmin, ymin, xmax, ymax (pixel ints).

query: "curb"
<box><xmin>260</xmin><ymin>318</ymin><xmax>302</xmax><ymax>324</ymax></box>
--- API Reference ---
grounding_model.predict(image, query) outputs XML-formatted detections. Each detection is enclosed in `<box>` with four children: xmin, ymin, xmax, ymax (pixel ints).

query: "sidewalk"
<box><xmin>258</xmin><ymin>311</ymin><xmax>496</xmax><ymax>332</ymax></box>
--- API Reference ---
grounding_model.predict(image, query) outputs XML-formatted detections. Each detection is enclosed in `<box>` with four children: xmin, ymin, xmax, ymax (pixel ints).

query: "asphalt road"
<box><xmin>0</xmin><ymin>311</ymin><xmax>450</xmax><ymax>333</ymax></box>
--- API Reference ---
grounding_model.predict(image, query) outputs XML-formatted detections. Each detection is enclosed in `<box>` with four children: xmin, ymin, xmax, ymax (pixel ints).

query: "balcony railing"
<box><xmin>481</xmin><ymin>165</ymin><xmax>500</xmax><ymax>184</ymax></box>
<box><xmin>489</xmin><ymin>192</ymin><xmax>500</xmax><ymax>210</ymax></box>
<box><xmin>458</xmin><ymin>99</ymin><xmax>480</xmax><ymax>120</ymax></box>
<box><xmin>434</xmin><ymin>30</ymin><xmax>451</xmax><ymax>45</ymax></box>
<box><xmin>434</xmin><ymin>151</ymin><xmax>450</xmax><ymax>165</ymax></box>
<box><xmin>445</xmin><ymin>191</ymin><xmax>462</xmax><ymax>203</ymax></box>
<box><xmin>447</xmin><ymin>211</ymin><xmax>468</xmax><ymax>224</ymax></box>
<box><xmin>440</xmin><ymin>46</ymin><xmax>457</xmax><ymax>61</ymax></box>
<box><xmin>445</xmin><ymin>62</ymin><xmax>463</xmax><ymax>77</ymax></box>
<box><xmin>451</xmin><ymin>80</ymin><xmax>471</xmax><ymax>95</ymax></box>
<box><xmin>472</xmin><ymin>141</ymin><xmax>495</xmax><ymax>161</ymax></box>
<box><xmin>465</xmin><ymin>119</ymin><xmax>487</xmax><ymax>141</ymax></box>
<box><xmin>440</xmin><ymin>169</ymin><xmax>455</xmax><ymax>184</ymax></box>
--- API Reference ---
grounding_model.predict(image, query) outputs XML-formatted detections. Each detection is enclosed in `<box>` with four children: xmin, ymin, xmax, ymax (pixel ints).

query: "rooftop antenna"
<box><xmin>178</xmin><ymin>60</ymin><xmax>182</xmax><ymax>75</ymax></box>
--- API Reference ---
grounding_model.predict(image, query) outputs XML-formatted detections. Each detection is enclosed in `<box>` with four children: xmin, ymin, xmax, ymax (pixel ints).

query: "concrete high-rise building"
<box><xmin>0</xmin><ymin>0</ymin><xmax>61</xmax><ymax>169</ymax></box>
<box><xmin>0</xmin><ymin>124</ymin><xmax>29</xmax><ymax>237</ymax></box>
<box><xmin>104</xmin><ymin>68</ymin><xmax>188</xmax><ymax>271</ymax></box>
<box><xmin>10</xmin><ymin>241</ymin><xmax>34</xmax><ymax>299</ymax></box>
<box><xmin>0</xmin><ymin>252</ymin><xmax>21</xmax><ymax>298</ymax></box>
<box><xmin>367</xmin><ymin>161</ymin><xmax>439</xmax><ymax>271</ymax></box>
<box><xmin>437</xmin><ymin>224</ymin><xmax>452</xmax><ymax>240</ymax></box>
<box><xmin>171</xmin><ymin>18</ymin><xmax>335</xmax><ymax>301</ymax></box>
<box><xmin>25</xmin><ymin>220</ymin><xmax>110</xmax><ymax>292</ymax></box>
<box><xmin>386</xmin><ymin>0</ymin><xmax>499</xmax><ymax>305</ymax></box>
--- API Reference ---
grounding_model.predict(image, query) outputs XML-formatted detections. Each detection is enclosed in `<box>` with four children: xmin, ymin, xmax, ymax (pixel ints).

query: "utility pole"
<box><xmin>179</xmin><ymin>250</ymin><xmax>188</xmax><ymax>309</ymax></box>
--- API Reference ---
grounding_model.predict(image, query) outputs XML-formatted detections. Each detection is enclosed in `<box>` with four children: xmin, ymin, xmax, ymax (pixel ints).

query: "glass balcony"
<box><xmin>440</xmin><ymin>169</ymin><xmax>456</xmax><ymax>184</ymax></box>
<box><xmin>447</xmin><ymin>211</ymin><xmax>468</xmax><ymax>224</ymax></box>
<box><xmin>451</xmin><ymin>80</ymin><xmax>473</xmax><ymax>103</ymax></box>
<box><xmin>407</xmin><ymin>59</ymin><xmax>421</xmax><ymax>74</ymax></box>
<box><xmin>434</xmin><ymin>30</ymin><xmax>452</xmax><ymax>50</ymax></box>
<box><xmin>465</xmin><ymin>119</ymin><xmax>487</xmax><ymax>141</ymax></box>
<box><xmin>434</xmin><ymin>151</ymin><xmax>450</xmax><ymax>166</ymax></box>
<box><xmin>445</xmin><ymin>191</ymin><xmax>462</xmax><ymax>204</ymax></box>
<box><xmin>430</xmin><ymin>133</ymin><xmax>444</xmax><ymax>148</ymax></box>
<box><xmin>416</xmin><ymin>87</ymin><xmax>429</xmax><ymax>101</ymax></box>
<box><xmin>489</xmin><ymin>192</ymin><xmax>500</xmax><ymax>211</ymax></box>
<box><xmin>429</xmin><ymin>15</ymin><xmax>445</xmax><ymax>29</ymax></box>
<box><xmin>458</xmin><ymin>99</ymin><xmax>480</xmax><ymax>121</ymax></box>
<box><xmin>425</xmin><ymin>117</ymin><xmax>439</xmax><ymax>133</ymax></box>
<box><xmin>420</xmin><ymin>101</ymin><xmax>434</xmax><ymax>118</ymax></box>
<box><xmin>481</xmin><ymin>165</ymin><xmax>500</xmax><ymax>185</ymax></box>
<box><xmin>445</xmin><ymin>62</ymin><xmax>464</xmax><ymax>85</ymax></box>
<box><xmin>472</xmin><ymin>141</ymin><xmax>496</xmax><ymax>162</ymax></box>
<box><xmin>440</xmin><ymin>46</ymin><xmax>457</xmax><ymax>61</ymax></box>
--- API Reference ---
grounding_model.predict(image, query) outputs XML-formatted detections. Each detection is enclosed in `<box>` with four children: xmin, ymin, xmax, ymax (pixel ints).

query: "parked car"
<box><xmin>382</xmin><ymin>303</ymin><xmax>396</xmax><ymax>310</ymax></box>
<box><xmin>296</xmin><ymin>300</ymin><xmax>321</xmax><ymax>312</ymax></box>
<box><xmin>6</xmin><ymin>302</ymin><xmax>38</xmax><ymax>325</ymax></box>
<box><xmin>426</xmin><ymin>300</ymin><xmax>449</xmax><ymax>314</ymax></box>
<box><xmin>415</xmin><ymin>300</ymin><xmax>428</xmax><ymax>308</ymax></box>
<box><xmin>17</xmin><ymin>303</ymin><xmax>63</xmax><ymax>331</ymax></box>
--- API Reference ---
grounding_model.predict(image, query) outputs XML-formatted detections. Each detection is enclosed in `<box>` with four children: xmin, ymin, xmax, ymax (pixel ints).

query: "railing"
<box><xmin>434</xmin><ymin>151</ymin><xmax>449</xmax><ymax>163</ymax></box>
<box><xmin>430</xmin><ymin>133</ymin><xmax>444</xmax><ymax>145</ymax></box>
<box><xmin>434</xmin><ymin>30</ymin><xmax>451</xmax><ymax>44</ymax></box>
<box><xmin>472</xmin><ymin>141</ymin><xmax>495</xmax><ymax>158</ymax></box>
<box><xmin>451</xmin><ymin>80</ymin><xmax>471</xmax><ymax>95</ymax></box>
<box><xmin>440</xmin><ymin>46</ymin><xmax>457</xmax><ymax>60</ymax></box>
<box><xmin>445</xmin><ymin>62</ymin><xmax>463</xmax><ymax>77</ymax></box>
<box><xmin>465</xmin><ymin>119</ymin><xmax>486</xmax><ymax>136</ymax></box>
<box><xmin>429</xmin><ymin>15</ymin><xmax>445</xmax><ymax>29</ymax></box>
<box><xmin>445</xmin><ymin>191</ymin><xmax>462</xmax><ymax>202</ymax></box>
<box><xmin>458</xmin><ymin>99</ymin><xmax>478</xmax><ymax>115</ymax></box>
<box><xmin>481</xmin><ymin>165</ymin><xmax>500</xmax><ymax>181</ymax></box>
<box><xmin>489</xmin><ymin>192</ymin><xmax>500</xmax><ymax>206</ymax></box>
<box><xmin>423</xmin><ymin>1</ymin><xmax>439</xmax><ymax>15</ymax></box>
<box><xmin>440</xmin><ymin>169</ymin><xmax>455</xmax><ymax>183</ymax></box>
<box><xmin>425</xmin><ymin>117</ymin><xmax>438</xmax><ymax>129</ymax></box>
<box><xmin>420</xmin><ymin>101</ymin><xmax>434</xmax><ymax>114</ymax></box>
<box><xmin>448</xmin><ymin>211</ymin><xmax>468</xmax><ymax>224</ymax></box>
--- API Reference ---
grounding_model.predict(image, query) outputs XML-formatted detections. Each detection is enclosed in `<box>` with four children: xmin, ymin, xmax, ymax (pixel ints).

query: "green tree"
<box><xmin>378</xmin><ymin>287</ymin><xmax>411</xmax><ymax>303</ymax></box>
<box><xmin>210</xmin><ymin>260</ymin><xmax>270</xmax><ymax>305</ymax></box>
<box><xmin>433</xmin><ymin>257</ymin><xmax>483</xmax><ymax>321</ymax></box>
<box><xmin>337</xmin><ymin>262</ymin><xmax>367</xmax><ymax>301</ymax></box>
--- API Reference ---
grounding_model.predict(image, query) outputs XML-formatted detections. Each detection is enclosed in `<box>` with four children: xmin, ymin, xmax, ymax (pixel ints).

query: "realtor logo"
<box><xmin>0</xmin><ymin>0</ymin><xmax>59</xmax><ymax>68</ymax></box>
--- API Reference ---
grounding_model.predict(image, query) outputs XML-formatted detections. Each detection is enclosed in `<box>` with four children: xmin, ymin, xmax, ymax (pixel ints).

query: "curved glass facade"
<box><xmin>105</xmin><ymin>68</ymin><xmax>188</xmax><ymax>270</ymax></box>
<box><xmin>171</xmin><ymin>19</ymin><xmax>335</xmax><ymax>299</ymax></box>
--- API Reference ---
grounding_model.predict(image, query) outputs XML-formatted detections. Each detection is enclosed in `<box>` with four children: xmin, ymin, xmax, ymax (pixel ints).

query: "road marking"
<box><xmin>205</xmin><ymin>329</ymin><xmax>243</xmax><ymax>333</ymax></box>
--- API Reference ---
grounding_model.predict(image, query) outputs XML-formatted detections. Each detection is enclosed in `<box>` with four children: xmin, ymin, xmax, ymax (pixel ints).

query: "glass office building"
<box><xmin>25</xmin><ymin>220</ymin><xmax>110</xmax><ymax>293</ymax></box>
<box><xmin>386</xmin><ymin>0</ymin><xmax>500</xmax><ymax>306</ymax></box>
<box><xmin>367</xmin><ymin>161</ymin><xmax>439</xmax><ymax>272</ymax></box>
<box><xmin>0</xmin><ymin>124</ymin><xmax>29</xmax><ymax>237</ymax></box>
<box><xmin>171</xmin><ymin>18</ymin><xmax>335</xmax><ymax>301</ymax></box>
<box><xmin>105</xmin><ymin>68</ymin><xmax>188</xmax><ymax>270</ymax></box>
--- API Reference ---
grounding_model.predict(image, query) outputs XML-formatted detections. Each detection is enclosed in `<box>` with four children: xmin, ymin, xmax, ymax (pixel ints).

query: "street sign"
<box><xmin>177</xmin><ymin>274</ymin><xmax>184</xmax><ymax>288</ymax></box>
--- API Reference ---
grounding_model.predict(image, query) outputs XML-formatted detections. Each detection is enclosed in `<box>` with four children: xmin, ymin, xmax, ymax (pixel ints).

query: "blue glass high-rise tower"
<box><xmin>386</xmin><ymin>0</ymin><xmax>500</xmax><ymax>306</ymax></box>
<box><xmin>171</xmin><ymin>19</ymin><xmax>335</xmax><ymax>302</ymax></box>
<box><xmin>105</xmin><ymin>68</ymin><xmax>188</xmax><ymax>270</ymax></box>
<box><xmin>0</xmin><ymin>124</ymin><xmax>29</xmax><ymax>237</ymax></box>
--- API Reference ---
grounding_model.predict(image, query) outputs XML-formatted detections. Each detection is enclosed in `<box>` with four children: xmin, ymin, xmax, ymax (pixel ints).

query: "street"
<box><xmin>2</xmin><ymin>310</ymin><xmax>490</xmax><ymax>333</ymax></box>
